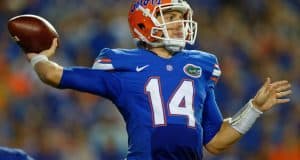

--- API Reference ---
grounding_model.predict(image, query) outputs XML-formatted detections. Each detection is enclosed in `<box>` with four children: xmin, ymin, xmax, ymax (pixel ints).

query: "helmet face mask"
<box><xmin>128</xmin><ymin>0</ymin><xmax>198</xmax><ymax>52</ymax></box>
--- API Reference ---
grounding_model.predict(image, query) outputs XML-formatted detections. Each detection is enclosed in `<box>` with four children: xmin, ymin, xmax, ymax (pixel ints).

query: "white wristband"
<box><xmin>30</xmin><ymin>55</ymin><xmax>48</xmax><ymax>67</ymax></box>
<box><xmin>227</xmin><ymin>100</ymin><xmax>263</xmax><ymax>134</ymax></box>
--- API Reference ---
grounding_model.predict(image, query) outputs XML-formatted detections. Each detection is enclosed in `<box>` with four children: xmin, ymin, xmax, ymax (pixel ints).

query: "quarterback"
<box><xmin>26</xmin><ymin>0</ymin><xmax>291</xmax><ymax>159</ymax></box>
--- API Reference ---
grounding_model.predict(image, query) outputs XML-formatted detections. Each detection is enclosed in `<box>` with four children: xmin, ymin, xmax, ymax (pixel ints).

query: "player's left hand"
<box><xmin>252</xmin><ymin>77</ymin><xmax>292</xmax><ymax>112</ymax></box>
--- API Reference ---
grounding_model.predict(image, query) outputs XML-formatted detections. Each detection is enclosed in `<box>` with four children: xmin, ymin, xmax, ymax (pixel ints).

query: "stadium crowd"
<box><xmin>0</xmin><ymin>0</ymin><xmax>299</xmax><ymax>159</ymax></box>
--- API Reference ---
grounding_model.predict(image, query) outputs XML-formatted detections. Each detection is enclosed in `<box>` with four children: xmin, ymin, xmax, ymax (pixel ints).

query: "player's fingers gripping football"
<box><xmin>252</xmin><ymin>78</ymin><xmax>292</xmax><ymax>112</ymax></box>
<box><xmin>26</xmin><ymin>38</ymin><xmax>58</xmax><ymax>61</ymax></box>
<box><xmin>40</xmin><ymin>38</ymin><xmax>58</xmax><ymax>57</ymax></box>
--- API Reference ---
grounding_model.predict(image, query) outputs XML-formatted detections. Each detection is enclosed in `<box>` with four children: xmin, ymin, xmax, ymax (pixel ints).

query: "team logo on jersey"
<box><xmin>183</xmin><ymin>64</ymin><xmax>202</xmax><ymax>78</ymax></box>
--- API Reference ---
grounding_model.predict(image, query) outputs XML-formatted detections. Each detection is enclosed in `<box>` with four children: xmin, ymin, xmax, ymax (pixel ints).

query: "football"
<box><xmin>7</xmin><ymin>14</ymin><xmax>59</xmax><ymax>53</ymax></box>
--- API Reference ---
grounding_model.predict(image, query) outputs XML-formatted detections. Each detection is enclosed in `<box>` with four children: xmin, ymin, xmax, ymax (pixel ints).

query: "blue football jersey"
<box><xmin>59</xmin><ymin>48</ymin><xmax>223</xmax><ymax>160</ymax></box>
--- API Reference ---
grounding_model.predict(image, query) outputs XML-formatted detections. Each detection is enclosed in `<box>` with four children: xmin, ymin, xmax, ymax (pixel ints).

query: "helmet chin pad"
<box><xmin>163</xmin><ymin>39</ymin><xmax>186</xmax><ymax>53</ymax></box>
<box><xmin>165</xmin><ymin>46</ymin><xmax>183</xmax><ymax>53</ymax></box>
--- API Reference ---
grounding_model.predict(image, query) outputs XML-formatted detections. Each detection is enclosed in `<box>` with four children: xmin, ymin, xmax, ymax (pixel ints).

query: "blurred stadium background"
<box><xmin>0</xmin><ymin>0</ymin><xmax>299</xmax><ymax>159</ymax></box>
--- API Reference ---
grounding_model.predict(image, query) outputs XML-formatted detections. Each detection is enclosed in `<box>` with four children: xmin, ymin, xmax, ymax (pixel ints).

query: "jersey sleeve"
<box><xmin>201</xmin><ymin>87</ymin><xmax>223</xmax><ymax>145</ymax></box>
<box><xmin>58</xmin><ymin>67</ymin><xmax>122</xmax><ymax>100</ymax></box>
<box><xmin>92</xmin><ymin>48</ymin><xmax>129</xmax><ymax>70</ymax></box>
<box><xmin>207</xmin><ymin>55</ymin><xmax>221</xmax><ymax>89</ymax></box>
<box><xmin>92</xmin><ymin>48</ymin><xmax>115</xmax><ymax>70</ymax></box>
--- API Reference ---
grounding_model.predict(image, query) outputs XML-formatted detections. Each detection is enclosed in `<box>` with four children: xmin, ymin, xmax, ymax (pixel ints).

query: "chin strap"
<box><xmin>224</xmin><ymin>99</ymin><xmax>263</xmax><ymax>134</ymax></box>
<box><xmin>164</xmin><ymin>45</ymin><xmax>182</xmax><ymax>53</ymax></box>
<box><xmin>135</xmin><ymin>38</ymin><xmax>185</xmax><ymax>53</ymax></box>
<box><xmin>163</xmin><ymin>39</ymin><xmax>185</xmax><ymax>53</ymax></box>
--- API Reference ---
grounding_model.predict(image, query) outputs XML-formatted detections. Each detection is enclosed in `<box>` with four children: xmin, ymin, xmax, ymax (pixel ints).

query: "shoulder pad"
<box><xmin>183</xmin><ymin>50</ymin><xmax>218</xmax><ymax>65</ymax></box>
<box><xmin>183</xmin><ymin>50</ymin><xmax>221</xmax><ymax>85</ymax></box>
<box><xmin>92</xmin><ymin>48</ymin><xmax>142</xmax><ymax>71</ymax></box>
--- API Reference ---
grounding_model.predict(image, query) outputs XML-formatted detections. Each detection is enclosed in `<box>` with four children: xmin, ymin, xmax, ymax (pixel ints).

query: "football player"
<box><xmin>0</xmin><ymin>147</ymin><xmax>34</xmax><ymax>160</ymax></box>
<box><xmin>26</xmin><ymin>0</ymin><xmax>292</xmax><ymax>159</ymax></box>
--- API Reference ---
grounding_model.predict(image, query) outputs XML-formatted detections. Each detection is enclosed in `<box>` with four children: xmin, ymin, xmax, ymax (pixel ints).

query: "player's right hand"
<box><xmin>26</xmin><ymin>38</ymin><xmax>58</xmax><ymax>61</ymax></box>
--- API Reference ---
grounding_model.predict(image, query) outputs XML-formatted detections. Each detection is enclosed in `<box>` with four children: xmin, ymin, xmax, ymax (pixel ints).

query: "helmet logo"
<box><xmin>130</xmin><ymin>0</ymin><xmax>162</xmax><ymax>12</ymax></box>
<box><xmin>183</xmin><ymin>64</ymin><xmax>202</xmax><ymax>78</ymax></box>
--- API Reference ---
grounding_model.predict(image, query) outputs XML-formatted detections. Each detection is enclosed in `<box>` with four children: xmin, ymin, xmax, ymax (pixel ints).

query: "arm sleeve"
<box><xmin>202</xmin><ymin>87</ymin><xmax>223</xmax><ymax>145</ymax></box>
<box><xmin>58</xmin><ymin>67</ymin><xmax>122</xmax><ymax>100</ymax></box>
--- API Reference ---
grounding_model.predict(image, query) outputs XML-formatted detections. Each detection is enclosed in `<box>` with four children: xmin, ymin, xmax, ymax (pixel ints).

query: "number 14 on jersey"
<box><xmin>145</xmin><ymin>77</ymin><xmax>196</xmax><ymax>127</ymax></box>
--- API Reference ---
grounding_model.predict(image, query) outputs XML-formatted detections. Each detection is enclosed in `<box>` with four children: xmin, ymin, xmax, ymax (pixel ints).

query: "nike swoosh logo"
<box><xmin>136</xmin><ymin>65</ymin><xmax>150</xmax><ymax>72</ymax></box>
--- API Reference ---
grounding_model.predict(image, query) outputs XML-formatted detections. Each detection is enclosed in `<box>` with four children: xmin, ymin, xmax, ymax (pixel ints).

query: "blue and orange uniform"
<box><xmin>59</xmin><ymin>48</ymin><xmax>223</xmax><ymax>160</ymax></box>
